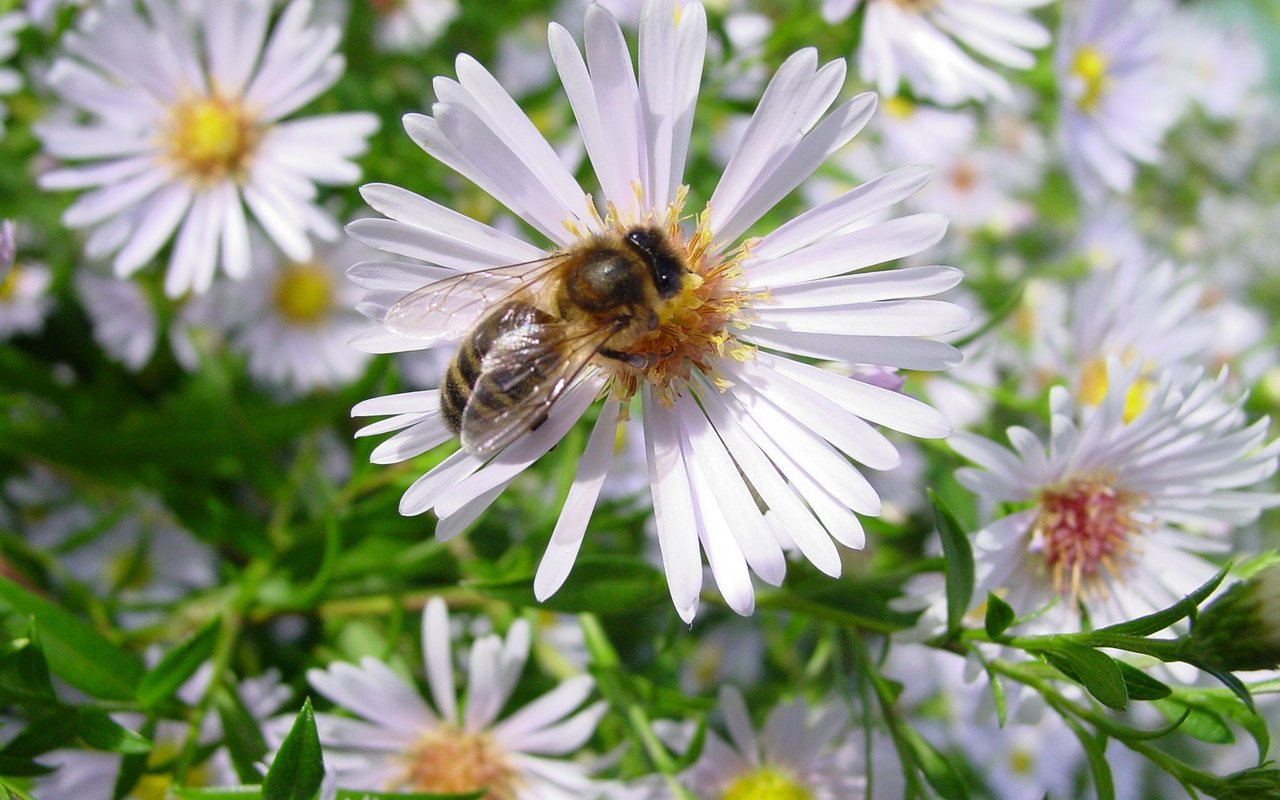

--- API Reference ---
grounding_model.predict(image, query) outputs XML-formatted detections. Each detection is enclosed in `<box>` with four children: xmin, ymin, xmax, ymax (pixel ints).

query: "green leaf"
<box><xmin>263</xmin><ymin>698</ymin><xmax>324</xmax><ymax>800</ymax></box>
<box><xmin>1153</xmin><ymin>699</ymin><xmax>1234</xmax><ymax>744</ymax></box>
<box><xmin>1096</xmin><ymin>565</ymin><xmax>1229</xmax><ymax>637</ymax></box>
<box><xmin>930</xmin><ymin>490</ymin><xmax>974</xmax><ymax>636</ymax></box>
<box><xmin>1040</xmin><ymin>645</ymin><xmax>1129</xmax><ymax>710</ymax></box>
<box><xmin>0</xmin><ymin>713</ymin><xmax>76</xmax><ymax>759</ymax></box>
<box><xmin>900</xmin><ymin>725</ymin><xmax>968</xmax><ymax>800</ymax></box>
<box><xmin>136</xmin><ymin>616</ymin><xmax>222</xmax><ymax>710</ymax></box>
<box><xmin>0</xmin><ymin>756</ymin><xmax>54</xmax><ymax>777</ymax></box>
<box><xmin>1114</xmin><ymin>661</ymin><xmax>1172</xmax><ymax>702</ymax></box>
<box><xmin>73</xmin><ymin>710</ymin><xmax>152</xmax><ymax>755</ymax></box>
<box><xmin>172</xmin><ymin>789</ymin><xmax>264</xmax><ymax>800</ymax></box>
<box><xmin>0</xmin><ymin>579</ymin><xmax>143</xmax><ymax>701</ymax></box>
<box><xmin>469</xmin><ymin>555</ymin><xmax>667</xmax><ymax>615</ymax></box>
<box><xmin>0</xmin><ymin>629</ymin><xmax>56</xmax><ymax>705</ymax></box>
<box><xmin>1061</xmin><ymin>717</ymin><xmax>1116</xmax><ymax>800</ymax></box>
<box><xmin>983</xmin><ymin>593</ymin><xmax>1016</xmax><ymax>639</ymax></box>
<box><xmin>1196</xmin><ymin>690</ymin><xmax>1270</xmax><ymax>760</ymax></box>
<box><xmin>334</xmin><ymin>792</ymin><xmax>485</xmax><ymax>800</ymax></box>
<box><xmin>216</xmin><ymin>686</ymin><xmax>269</xmax><ymax>785</ymax></box>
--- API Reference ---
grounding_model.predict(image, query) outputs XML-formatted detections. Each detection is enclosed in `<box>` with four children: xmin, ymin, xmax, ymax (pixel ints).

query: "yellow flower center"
<box><xmin>167</xmin><ymin>95</ymin><xmax>259</xmax><ymax>182</ymax></box>
<box><xmin>581</xmin><ymin>189</ymin><xmax>759</xmax><ymax>404</ymax></box>
<box><xmin>1008</xmin><ymin>747</ymin><xmax>1035</xmax><ymax>776</ymax></box>
<box><xmin>1071</xmin><ymin>46</ymin><xmax>1110</xmax><ymax>113</ymax></box>
<box><xmin>883</xmin><ymin>96</ymin><xmax>916</xmax><ymax>119</ymax></box>
<box><xmin>0</xmin><ymin>264</ymin><xmax>19</xmax><ymax>302</ymax></box>
<box><xmin>273</xmin><ymin>262</ymin><xmax>334</xmax><ymax>325</ymax></box>
<box><xmin>1033</xmin><ymin>473</ymin><xmax>1147</xmax><ymax>601</ymax></box>
<box><xmin>1077</xmin><ymin>357</ymin><xmax>1154</xmax><ymax>422</ymax></box>
<box><xmin>399</xmin><ymin>729</ymin><xmax>520</xmax><ymax>799</ymax></box>
<box><xmin>723</xmin><ymin>766</ymin><xmax>815</xmax><ymax>800</ymax></box>
<box><xmin>132</xmin><ymin>744</ymin><xmax>211</xmax><ymax>800</ymax></box>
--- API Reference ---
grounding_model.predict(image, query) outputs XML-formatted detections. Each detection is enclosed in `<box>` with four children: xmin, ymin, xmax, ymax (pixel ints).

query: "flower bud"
<box><xmin>1188</xmin><ymin>566</ymin><xmax>1280</xmax><ymax>672</ymax></box>
<box><xmin>1210</xmin><ymin>766</ymin><xmax>1280</xmax><ymax>800</ymax></box>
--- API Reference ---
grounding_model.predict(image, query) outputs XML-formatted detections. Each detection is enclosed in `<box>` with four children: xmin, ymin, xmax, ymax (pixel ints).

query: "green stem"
<box><xmin>844</xmin><ymin>631</ymin><xmax>928</xmax><ymax>799</ymax></box>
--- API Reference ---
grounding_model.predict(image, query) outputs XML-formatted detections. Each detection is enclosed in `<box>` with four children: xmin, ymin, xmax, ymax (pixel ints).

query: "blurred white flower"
<box><xmin>37</xmin><ymin>666</ymin><xmax>289</xmax><ymax>799</ymax></box>
<box><xmin>0</xmin><ymin>222</ymin><xmax>53</xmax><ymax>340</ymax></box>
<box><xmin>75</xmin><ymin>270</ymin><xmax>222</xmax><ymax>371</ymax></box>
<box><xmin>0</xmin><ymin>11</ymin><xmax>24</xmax><ymax>137</ymax></box>
<box><xmin>1166</xmin><ymin>10</ymin><xmax>1267</xmax><ymax>122</ymax></box>
<box><xmin>675</xmin><ymin>685</ymin><xmax>863</xmax><ymax>799</ymax></box>
<box><xmin>946</xmin><ymin>362</ymin><xmax>1280</xmax><ymax>633</ymax></box>
<box><xmin>1057</xmin><ymin>0</ymin><xmax>1183</xmax><ymax>195</ymax></box>
<box><xmin>349</xmin><ymin>0</ymin><xmax>965</xmax><ymax>622</ymax></box>
<box><xmin>369</xmin><ymin>0</ymin><xmax>458</xmax><ymax>53</ymax></box>
<box><xmin>37</xmin><ymin>0</ymin><xmax>378</xmax><ymax>296</ymax></box>
<box><xmin>823</xmin><ymin>0</ymin><xmax>1051</xmax><ymax>105</ymax></box>
<box><xmin>305</xmin><ymin>597</ymin><xmax>607</xmax><ymax>798</ymax></box>
<box><xmin>227</xmin><ymin>233</ymin><xmax>373</xmax><ymax>395</ymax></box>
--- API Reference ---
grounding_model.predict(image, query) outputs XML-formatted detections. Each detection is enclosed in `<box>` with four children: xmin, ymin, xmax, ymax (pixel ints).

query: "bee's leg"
<box><xmin>600</xmin><ymin>349</ymin><xmax>650</xmax><ymax>369</ymax></box>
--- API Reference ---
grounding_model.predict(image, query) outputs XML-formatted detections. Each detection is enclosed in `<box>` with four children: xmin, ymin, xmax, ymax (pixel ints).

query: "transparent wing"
<box><xmin>383</xmin><ymin>255</ymin><xmax>564</xmax><ymax>343</ymax></box>
<box><xmin>460</xmin><ymin>317</ymin><xmax>622</xmax><ymax>457</ymax></box>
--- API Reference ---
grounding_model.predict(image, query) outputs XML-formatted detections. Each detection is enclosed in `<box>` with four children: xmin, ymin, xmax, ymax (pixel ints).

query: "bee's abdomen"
<box><xmin>441</xmin><ymin>300</ymin><xmax>551</xmax><ymax>436</ymax></box>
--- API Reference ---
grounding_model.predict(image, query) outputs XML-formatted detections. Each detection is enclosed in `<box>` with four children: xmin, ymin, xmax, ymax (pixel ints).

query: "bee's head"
<box><xmin>625</xmin><ymin>227</ymin><xmax>687</xmax><ymax>299</ymax></box>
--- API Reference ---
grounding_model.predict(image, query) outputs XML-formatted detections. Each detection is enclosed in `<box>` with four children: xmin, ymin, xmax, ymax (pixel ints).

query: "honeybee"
<box><xmin>385</xmin><ymin>226</ymin><xmax>689</xmax><ymax>456</ymax></box>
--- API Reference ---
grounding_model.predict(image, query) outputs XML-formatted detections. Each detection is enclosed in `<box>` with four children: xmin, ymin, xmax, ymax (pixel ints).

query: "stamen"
<box><xmin>274</xmin><ymin>262</ymin><xmax>334</xmax><ymax>325</ymax></box>
<box><xmin>167</xmin><ymin>95</ymin><xmax>259</xmax><ymax>183</ymax></box>
<box><xmin>1031</xmin><ymin>473</ymin><xmax>1147</xmax><ymax>602</ymax></box>
<box><xmin>400</xmin><ymin>729</ymin><xmax>520</xmax><ymax>799</ymax></box>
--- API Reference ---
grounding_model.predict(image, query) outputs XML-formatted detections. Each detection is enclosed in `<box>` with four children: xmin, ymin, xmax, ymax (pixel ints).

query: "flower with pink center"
<box><xmin>909</xmin><ymin>359</ymin><xmax>1280</xmax><ymax>634</ymax></box>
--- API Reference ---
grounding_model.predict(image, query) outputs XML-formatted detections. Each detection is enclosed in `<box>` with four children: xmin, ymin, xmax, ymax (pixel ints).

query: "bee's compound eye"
<box><xmin>625</xmin><ymin>229</ymin><xmax>660</xmax><ymax>253</ymax></box>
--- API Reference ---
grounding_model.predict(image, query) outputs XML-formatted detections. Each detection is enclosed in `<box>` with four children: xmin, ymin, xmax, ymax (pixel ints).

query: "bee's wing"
<box><xmin>383</xmin><ymin>255</ymin><xmax>564</xmax><ymax>343</ymax></box>
<box><xmin>460</xmin><ymin>318</ymin><xmax>621</xmax><ymax>457</ymax></box>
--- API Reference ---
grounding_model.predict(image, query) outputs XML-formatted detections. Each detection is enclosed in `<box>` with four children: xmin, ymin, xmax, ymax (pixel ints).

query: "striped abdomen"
<box><xmin>441</xmin><ymin>300</ymin><xmax>557</xmax><ymax>437</ymax></box>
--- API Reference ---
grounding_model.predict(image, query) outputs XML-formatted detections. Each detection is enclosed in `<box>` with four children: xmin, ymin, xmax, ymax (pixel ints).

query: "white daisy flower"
<box><xmin>948</xmin><ymin>361</ymin><xmax>1280</xmax><ymax>633</ymax></box>
<box><xmin>305</xmin><ymin>596</ymin><xmax>607</xmax><ymax>797</ymax></box>
<box><xmin>37</xmin><ymin>666</ymin><xmax>289</xmax><ymax>799</ymax></box>
<box><xmin>0</xmin><ymin>221</ymin><xmax>54</xmax><ymax>340</ymax></box>
<box><xmin>676</xmin><ymin>685</ymin><xmax>862</xmax><ymax>799</ymax></box>
<box><xmin>0</xmin><ymin>11</ymin><xmax>23</xmax><ymax>135</ymax></box>
<box><xmin>36</xmin><ymin>0</ymin><xmax>379</xmax><ymax>296</ymax></box>
<box><xmin>75</xmin><ymin>269</ymin><xmax>223</xmax><ymax>371</ymax></box>
<box><xmin>1166</xmin><ymin>10</ymin><xmax>1267</xmax><ymax>123</ymax></box>
<box><xmin>822</xmin><ymin>0</ymin><xmax>1051</xmax><ymax>105</ymax></box>
<box><xmin>370</xmin><ymin>0</ymin><xmax>459</xmax><ymax>53</ymax></box>
<box><xmin>350</xmin><ymin>0</ymin><xmax>965</xmax><ymax>622</ymax></box>
<box><xmin>1047</xmin><ymin>257</ymin><xmax>1219</xmax><ymax>412</ymax></box>
<box><xmin>228</xmin><ymin>233</ymin><xmax>373</xmax><ymax>395</ymax></box>
<box><xmin>1057</xmin><ymin>0</ymin><xmax>1183</xmax><ymax>195</ymax></box>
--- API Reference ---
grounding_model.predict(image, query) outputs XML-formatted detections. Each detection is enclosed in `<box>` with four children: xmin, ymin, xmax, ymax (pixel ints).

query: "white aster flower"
<box><xmin>350</xmin><ymin>0</ymin><xmax>965</xmax><ymax>622</ymax></box>
<box><xmin>0</xmin><ymin>12</ymin><xmax>23</xmax><ymax>130</ymax></box>
<box><xmin>676</xmin><ymin>685</ymin><xmax>863</xmax><ymax>799</ymax></box>
<box><xmin>38</xmin><ymin>666</ymin><xmax>289</xmax><ymax>799</ymax></box>
<box><xmin>228</xmin><ymin>233</ymin><xmax>372</xmax><ymax>395</ymax></box>
<box><xmin>370</xmin><ymin>0</ymin><xmax>459</xmax><ymax>53</ymax></box>
<box><xmin>949</xmin><ymin>361</ymin><xmax>1280</xmax><ymax>633</ymax></box>
<box><xmin>0</xmin><ymin>222</ymin><xmax>54</xmax><ymax>340</ymax></box>
<box><xmin>75</xmin><ymin>269</ymin><xmax>223</xmax><ymax>371</ymax></box>
<box><xmin>37</xmin><ymin>0</ymin><xmax>378</xmax><ymax>296</ymax></box>
<box><xmin>305</xmin><ymin>597</ymin><xmax>607</xmax><ymax>798</ymax></box>
<box><xmin>1056</xmin><ymin>0</ymin><xmax>1183</xmax><ymax>196</ymax></box>
<box><xmin>823</xmin><ymin>0</ymin><xmax>1051</xmax><ymax>105</ymax></box>
<box><xmin>1166</xmin><ymin>10</ymin><xmax>1266</xmax><ymax>123</ymax></box>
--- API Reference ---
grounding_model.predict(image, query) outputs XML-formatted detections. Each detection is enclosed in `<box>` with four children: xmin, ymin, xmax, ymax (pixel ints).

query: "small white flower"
<box><xmin>1057</xmin><ymin>0</ymin><xmax>1184</xmax><ymax>195</ymax></box>
<box><xmin>37</xmin><ymin>666</ymin><xmax>289</xmax><ymax>799</ymax></box>
<box><xmin>0</xmin><ymin>222</ymin><xmax>53</xmax><ymax>340</ymax></box>
<box><xmin>947</xmin><ymin>361</ymin><xmax>1280</xmax><ymax>633</ymax></box>
<box><xmin>305</xmin><ymin>597</ymin><xmax>607</xmax><ymax>798</ymax></box>
<box><xmin>227</xmin><ymin>233</ymin><xmax>372</xmax><ymax>395</ymax></box>
<box><xmin>37</xmin><ymin>0</ymin><xmax>379</xmax><ymax>296</ymax></box>
<box><xmin>369</xmin><ymin>0</ymin><xmax>459</xmax><ymax>53</ymax></box>
<box><xmin>1166</xmin><ymin>10</ymin><xmax>1267</xmax><ymax>123</ymax></box>
<box><xmin>677</xmin><ymin>686</ymin><xmax>863</xmax><ymax>799</ymax></box>
<box><xmin>823</xmin><ymin>0</ymin><xmax>1051</xmax><ymax>105</ymax></box>
<box><xmin>75</xmin><ymin>270</ymin><xmax>221</xmax><ymax>371</ymax></box>
<box><xmin>350</xmin><ymin>0</ymin><xmax>966</xmax><ymax>622</ymax></box>
<box><xmin>0</xmin><ymin>11</ymin><xmax>24</xmax><ymax>135</ymax></box>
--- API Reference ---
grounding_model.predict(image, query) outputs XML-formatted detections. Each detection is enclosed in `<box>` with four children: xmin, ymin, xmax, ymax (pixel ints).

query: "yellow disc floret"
<box><xmin>167</xmin><ymin>95</ymin><xmax>259</xmax><ymax>183</ymax></box>
<box><xmin>723</xmin><ymin>766</ymin><xmax>815</xmax><ymax>800</ymax></box>
<box><xmin>273</xmin><ymin>262</ymin><xmax>334</xmax><ymax>325</ymax></box>
<box><xmin>400</xmin><ymin>729</ymin><xmax>520</xmax><ymax>799</ymax></box>
<box><xmin>1071</xmin><ymin>46</ymin><xmax>1110</xmax><ymax>113</ymax></box>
